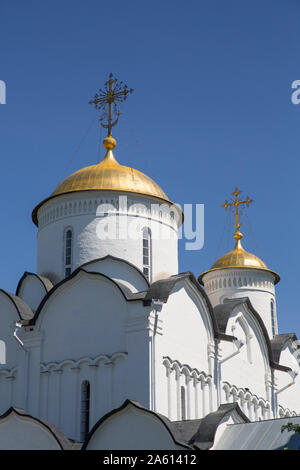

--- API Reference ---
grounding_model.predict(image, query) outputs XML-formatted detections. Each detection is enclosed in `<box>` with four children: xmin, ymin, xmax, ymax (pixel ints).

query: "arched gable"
<box><xmin>143</xmin><ymin>271</ymin><xmax>232</xmax><ymax>342</ymax></box>
<box><xmin>33</xmin><ymin>270</ymin><xmax>146</xmax><ymax>363</ymax></box>
<box><xmin>213</xmin><ymin>297</ymin><xmax>291</xmax><ymax>373</ymax></box>
<box><xmin>80</xmin><ymin>255</ymin><xmax>149</xmax><ymax>293</ymax></box>
<box><xmin>16</xmin><ymin>272</ymin><xmax>53</xmax><ymax>312</ymax></box>
<box><xmin>225</xmin><ymin>303</ymin><xmax>271</xmax><ymax>372</ymax></box>
<box><xmin>271</xmin><ymin>334</ymin><xmax>298</xmax><ymax>365</ymax></box>
<box><xmin>157</xmin><ymin>278</ymin><xmax>215</xmax><ymax>369</ymax></box>
<box><xmin>31</xmin><ymin>268</ymin><xmax>145</xmax><ymax>326</ymax></box>
<box><xmin>0</xmin><ymin>290</ymin><xmax>33</xmax><ymax>322</ymax></box>
<box><xmin>82</xmin><ymin>399</ymin><xmax>190</xmax><ymax>450</ymax></box>
<box><xmin>0</xmin><ymin>407</ymin><xmax>71</xmax><ymax>450</ymax></box>
<box><xmin>0</xmin><ymin>291</ymin><xmax>31</xmax><ymax>368</ymax></box>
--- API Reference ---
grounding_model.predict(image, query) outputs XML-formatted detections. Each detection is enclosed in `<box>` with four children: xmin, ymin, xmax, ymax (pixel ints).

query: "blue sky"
<box><xmin>0</xmin><ymin>0</ymin><xmax>300</xmax><ymax>335</ymax></box>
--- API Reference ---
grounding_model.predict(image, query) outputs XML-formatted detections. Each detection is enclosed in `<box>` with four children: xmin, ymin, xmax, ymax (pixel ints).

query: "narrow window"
<box><xmin>142</xmin><ymin>227</ymin><xmax>152</xmax><ymax>282</ymax></box>
<box><xmin>64</xmin><ymin>229</ymin><xmax>73</xmax><ymax>277</ymax></box>
<box><xmin>271</xmin><ymin>300</ymin><xmax>276</xmax><ymax>336</ymax></box>
<box><xmin>80</xmin><ymin>380</ymin><xmax>90</xmax><ymax>441</ymax></box>
<box><xmin>181</xmin><ymin>386</ymin><xmax>186</xmax><ymax>420</ymax></box>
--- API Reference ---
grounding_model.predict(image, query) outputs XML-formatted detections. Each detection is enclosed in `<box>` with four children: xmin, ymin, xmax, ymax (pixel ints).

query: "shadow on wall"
<box><xmin>0</xmin><ymin>340</ymin><xmax>5</xmax><ymax>364</ymax></box>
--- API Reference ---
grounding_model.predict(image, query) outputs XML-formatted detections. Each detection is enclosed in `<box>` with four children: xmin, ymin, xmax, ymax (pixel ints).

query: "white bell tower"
<box><xmin>199</xmin><ymin>188</ymin><xmax>280</xmax><ymax>338</ymax></box>
<box><xmin>32</xmin><ymin>74</ymin><xmax>182</xmax><ymax>285</ymax></box>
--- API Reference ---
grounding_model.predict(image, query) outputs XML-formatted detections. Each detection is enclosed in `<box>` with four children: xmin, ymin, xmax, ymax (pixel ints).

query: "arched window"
<box><xmin>64</xmin><ymin>228</ymin><xmax>73</xmax><ymax>278</ymax></box>
<box><xmin>142</xmin><ymin>227</ymin><xmax>152</xmax><ymax>282</ymax></box>
<box><xmin>80</xmin><ymin>380</ymin><xmax>90</xmax><ymax>441</ymax></box>
<box><xmin>181</xmin><ymin>386</ymin><xmax>186</xmax><ymax>420</ymax></box>
<box><xmin>271</xmin><ymin>300</ymin><xmax>276</xmax><ymax>336</ymax></box>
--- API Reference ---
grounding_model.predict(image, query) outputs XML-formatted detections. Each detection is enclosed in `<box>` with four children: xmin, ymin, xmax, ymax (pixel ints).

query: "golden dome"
<box><xmin>198</xmin><ymin>235</ymin><xmax>280</xmax><ymax>284</ymax></box>
<box><xmin>32</xmin><ymin>136</ymin><xmax>171</xmax><ymax>226</ymax></box>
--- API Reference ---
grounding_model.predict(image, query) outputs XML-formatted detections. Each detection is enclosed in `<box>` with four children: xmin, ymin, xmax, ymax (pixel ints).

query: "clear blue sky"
<box><xmin>0</xmin><ymin>0</ymin><xmax>299</xmax><ymax>335</ymax></box>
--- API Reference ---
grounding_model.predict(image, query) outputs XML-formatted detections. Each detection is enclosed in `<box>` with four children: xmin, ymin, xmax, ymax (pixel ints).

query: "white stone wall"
<box><xmin>19</xmin><ymin>271</ymin><xmax>153</xmax><ymax>441</ymax></box>
<box><xmin>154</xmin><ymin>279</ymin><xmax>216</xmax><ymax>420</ymax></box>
<box><xmin>0</xmin><ymin>413</ymin><xmax>63</xmax><ymax>450</ymax></box>
<box><xmin>219</xmin><ymin>303</ymin><xmax>272</xmax><ymax>400</ymax></box>
<box><xmin>36</xmin><ymin>191</ymin><xmax>179</xmax><ymax>284</ymax></box>
<box><xmin>274</xmin><ymin>344</ymin><xmax>300</xmax><ymax>417</ymax></box>
<box><xmin>2</xmin><ymin>257</ymin><xmax>300</xmax><ymax>445</ymax></box>
<box><xmin>202</xmin><ymin>268</ymin><xmax>277</xmax><ymax>338</ymax></box>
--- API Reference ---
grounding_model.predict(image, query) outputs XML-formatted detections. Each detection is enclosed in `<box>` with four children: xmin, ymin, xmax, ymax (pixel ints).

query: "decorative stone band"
<box><xmin>0</xmin><ymin>367</ymin><xmax>18</xmax><ymax>380</ymax></box>
<box><xmin>222</xmin><ymin>381</ymin><xmax>297</xmax><ymax>421</ymax></box>
<box><xmin>204</xmin><ymin>270</ymin><xmax>275</xmax><ymax>294</ymax></box>
<box><xmin>40</xmin><ymin>352</ymin><xmax>128</xmax><ymax>373</ymax></box>
<box><xmin>163</xmin><ymin>356</ymin><xmax>211</xmax><ymax>384</ymax></box>
<box><xmin>36</xmin><ymin>193</ymin><xmax>179</xmax><ymax>231</ymax></box>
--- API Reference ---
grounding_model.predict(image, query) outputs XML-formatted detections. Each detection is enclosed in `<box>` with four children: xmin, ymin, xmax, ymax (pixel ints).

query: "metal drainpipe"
<box><xmin>217</xmin><ymin>339</ymin><xmax>244</xmax><ymax>407</ymax></box>
<box><xmin>13</xmin><ymin>323</ymin><xmax>29</xmax><ymax>411</ymax></box>
<box><xmin>274</xmin><ymin>370</ymin><xmax>298</xmax><ymax>417</ymax></box>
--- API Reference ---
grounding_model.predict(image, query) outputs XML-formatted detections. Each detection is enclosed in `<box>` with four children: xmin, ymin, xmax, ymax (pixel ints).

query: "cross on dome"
<box><xmin>89</xmin><ymin>73</ymin><xmax>134</xmax><ymax>139</ymax></box>
<box><xmin>221</xmin><ymin>187</ymin><xmax>253</xmax><ymax>241</ymax></box>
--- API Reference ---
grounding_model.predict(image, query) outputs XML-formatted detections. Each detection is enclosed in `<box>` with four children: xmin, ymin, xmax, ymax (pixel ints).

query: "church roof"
<box><xmin>82</xmin><ymin>399</ymin><xmax>249</xmax><ymax>450</ymax></box>
<box><xmin>270</xmin><ymin>333</ymin><xmax>298</xmax><ymax>364</ymax></box>
<box><xmin>199</xmin><ymin>237</ymin><xmax>280</xmax><ymax>284</ymax></box>
<box><xmin>0</xmin><ymin>407</ymin><xmax>72</xmax><ymax>450</ymax></box>
<box><xmin>32</xmin><ymin>137</ymin><xmax>172</xmax><ymax>226</ymax></box>
<box><xmin>0</xmin><ymin>290</ymin><xmax>34</xmax><ymax>321</ymax></box>
<box><xmin>213</xmin><ymin>297</ymin><xmax>293</xmax><ymax>373</ymax></box>
<box><xmin>179</xmin><ymin>403</ymin><xmax>249</xmax><ymax>450</ymax></box>
<box><xmin>82</xmin><ymin>399</ymin><xmax>192</xmax><ymax>449</ymax></box>
<box><xmin>213</xmin><ymin>415</ymin><xmax>300</xmax><ymax>450</ymax></box>
<box><xmin>16</xmin><ymin>272</ymin><xmax>53</xmax><ymax>297</ymax></box>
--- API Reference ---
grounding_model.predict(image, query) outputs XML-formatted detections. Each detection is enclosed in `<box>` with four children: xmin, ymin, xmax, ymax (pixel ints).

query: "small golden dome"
<box><xmin>198</xmin><ymin>236</ymin><xmax>280</xmax><ymax>285</ymax></box>
<box><xmin>32</xmin><ymin>139</ymin><xmax>171</xmax><ymax>226</ymax></box>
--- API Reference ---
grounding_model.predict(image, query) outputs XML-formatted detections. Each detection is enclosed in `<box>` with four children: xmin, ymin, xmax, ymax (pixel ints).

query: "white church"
<box><xmin>1</xmin><ymin>75</ymin><xmax>300</xmax><ymax>450</ymax></box>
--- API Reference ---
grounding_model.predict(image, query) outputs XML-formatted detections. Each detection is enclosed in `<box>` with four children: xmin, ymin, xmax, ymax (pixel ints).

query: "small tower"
<box><xmin>32</xmin><ymin>74</ymin><xmax>182</xmax><ymax>284</ymax></box>
<box><xmin>199</xmin><ymin>188</ymin><xmax>280</xmax><ymax>338</ymax></box>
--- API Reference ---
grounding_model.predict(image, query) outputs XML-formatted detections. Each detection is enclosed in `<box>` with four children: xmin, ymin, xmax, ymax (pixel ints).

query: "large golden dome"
<box><xmin>32</xmin><ymin>136</ymin><xmax>171</xmax><ymax>226</ymax></box>
<box><xmin>198</xmin><ymin>235</ymin><xmax>280</xmax><ymax>284</ymax></box>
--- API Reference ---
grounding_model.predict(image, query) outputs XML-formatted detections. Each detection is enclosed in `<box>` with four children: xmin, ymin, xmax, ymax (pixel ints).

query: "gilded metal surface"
<box><xmin>198</xmin><ymin>188</ymin><xmax>280</xmax><ymax>284</ymax></box>
<box><xmin>199</xmin><ymin>237</ymin><xmax>280</xmax><ymax>284</ymax></box>
<box><xmin>51</xmin><ymin>147</ymin><xmax>169</xmax><ymax>200</ymax></box>
<box><xmin>32</xmin><ymin>75</ymin><xmax>176</xmax><ymax>226</ymax></box>
<box><xmin>32</xmin><ymin>143</ymin><xmax>173</xmax><ymax>226</ymax></box>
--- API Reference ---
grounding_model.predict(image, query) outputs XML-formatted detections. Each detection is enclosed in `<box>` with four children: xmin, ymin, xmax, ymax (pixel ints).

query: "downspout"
<box><xmin>274</xmin><ymin>370</ymin><xmax>298</xmax><ymax>418</ymax></box>
<box><xmin>13</xmin><ymin>322</ymin><xmax>29</xmax><ymax>411</ymax></box>
<box><xmin>217</xmin><ymin>339</ymin><xmax>244</xmax><ymax>407</ymax></box>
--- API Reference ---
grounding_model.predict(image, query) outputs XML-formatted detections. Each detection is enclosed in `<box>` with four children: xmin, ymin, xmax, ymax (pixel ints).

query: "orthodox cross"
<box><xmin>221</xmin><ymin>187</ymin><xmax>253</xmax><ymax>238</ymax></box>
<box><xmin>89</xmin><ymin>73</ymin><xmax>134</xmax><ymax>137</ymax></box>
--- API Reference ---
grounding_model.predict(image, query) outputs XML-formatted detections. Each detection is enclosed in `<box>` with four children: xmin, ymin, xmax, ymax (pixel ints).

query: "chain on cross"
<box><xmin>89</xmin><ymin>73</ymin><xmax>134</xmax><ymax>137</ymax></box>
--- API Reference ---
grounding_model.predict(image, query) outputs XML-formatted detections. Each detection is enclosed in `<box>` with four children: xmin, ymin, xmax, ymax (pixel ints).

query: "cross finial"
<box><xmin>221</xmin><ymin>187</ymin><xmax>253</xmax><ymax>241</ymax></box>
<box><xmin>89</xmin><ymin>73</ymin><xmax>134</xmax><ymax>138</ymax></box>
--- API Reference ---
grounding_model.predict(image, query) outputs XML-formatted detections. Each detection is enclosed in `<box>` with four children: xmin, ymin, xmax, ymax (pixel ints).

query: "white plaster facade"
<box><xmin>0</xmin><ymin>151</ymin><xmax>299</xmax><ymax>448</ymax></box>
<box><xmin>36</xmin><ymin>191</ymin><xmax>180</xmax><ymax>284</ymax></box>
<box><xmin>202</xmin><ymin>268</ymin><xmax>277</xmax><ymax>338</ymax></box>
